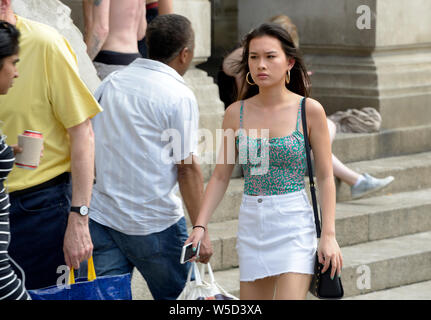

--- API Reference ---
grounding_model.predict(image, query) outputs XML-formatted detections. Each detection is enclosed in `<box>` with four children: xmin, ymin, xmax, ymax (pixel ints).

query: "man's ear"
<box><xmin>179</xmin><ymin>47</ymin><xmax>190</xmax><ymax>64</ymax></box>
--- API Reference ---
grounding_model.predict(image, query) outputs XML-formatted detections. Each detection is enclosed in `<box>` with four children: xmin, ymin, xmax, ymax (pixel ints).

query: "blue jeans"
<box><xmin>8</xmin><ymin>182</ymin><xmax>71</xmax><ymax>290</ymax></box>
<box><xmin>89</xmin><ymin>217</ymin><xmax>192</xmax><ymax>300</ymax></box>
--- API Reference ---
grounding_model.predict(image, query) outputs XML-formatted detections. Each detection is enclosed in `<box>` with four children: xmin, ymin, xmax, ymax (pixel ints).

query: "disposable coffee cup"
<box><xmin>15</xmin><ymin>130</ymin><xmax>44</xmax><ymax>170</ymax></box>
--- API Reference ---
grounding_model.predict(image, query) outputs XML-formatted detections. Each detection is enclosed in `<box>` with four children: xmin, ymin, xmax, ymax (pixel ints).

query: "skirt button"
<box><xmin>257</xmin><ymin>198</ymin><xmax>263</xmax><ymax>203</ymax></box>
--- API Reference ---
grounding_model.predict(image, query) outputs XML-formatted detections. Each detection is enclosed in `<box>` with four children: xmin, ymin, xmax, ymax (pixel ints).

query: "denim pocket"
<box><xmin>16</xmin><ymin>183</ymin><xmax>71</xmax><ymax>215</ymax></box>
<box><xmin>174</xmin><ymin>217</ymin><xmax>189</xmax><ymax>244</ymax></box>
<box><xmin>126</xmin><ymin>231</ymin><xmax>162</xmax><ymax>261</ymax></box>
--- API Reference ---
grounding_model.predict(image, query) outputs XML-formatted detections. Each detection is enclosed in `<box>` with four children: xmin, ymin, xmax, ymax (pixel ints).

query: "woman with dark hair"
<box><xmin>219</xmin><ymin>15</ymin><xmax>394</xmax><ymax>200</ymax></box>
<box><xmin>185</xmin><ymin>23</ymin><xmax>342</xmax><ymax>300</ymax></box>
<box><xmin>0</xmin><ymin>20</ymin><xmax>30</xmax><ymax>300</ymax></box>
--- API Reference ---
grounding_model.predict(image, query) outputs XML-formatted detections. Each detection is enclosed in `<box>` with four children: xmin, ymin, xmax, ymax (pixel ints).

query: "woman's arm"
<box><xmin>222</xmin><ymin>47</ymin><xmax>243</xmax><ymax>77</ymax></box>
<box><xmin>306</xmin><ymin>98</ymin><xmax>343</xmax><ymax>279</ymax></box>
<box><xmin>222</xmin><ymin>47</ymin><xmax>246</xmax><ymax>99</ymax></box>
<box><xmin>184</xmin><ymin>102</ymin><xmax>241</xmax><ymax>253</ymax></box>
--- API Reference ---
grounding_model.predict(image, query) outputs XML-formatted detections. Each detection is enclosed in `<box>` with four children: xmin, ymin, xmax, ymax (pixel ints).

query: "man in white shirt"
<box><xmin>90</xmin><ymin>14</ymin><xmax>212</xmax><ymax>300</ymax></box>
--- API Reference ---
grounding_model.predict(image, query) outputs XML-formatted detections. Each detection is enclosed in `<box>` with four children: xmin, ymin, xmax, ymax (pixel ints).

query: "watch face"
<box><xmin>80</xmin><ymin>206</ymin><xmax>89</xmax><ymax>215</ymax></box>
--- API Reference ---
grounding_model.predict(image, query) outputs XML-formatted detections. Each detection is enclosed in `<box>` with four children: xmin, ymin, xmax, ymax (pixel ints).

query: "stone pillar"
<box><xmin>174</xmin><ymin>0</ymin><xmax>225</xmax><ymax>180</ymax></box>
<box><xmin>13</xmin><ymin>0</ymin><xmax>101</xmax><ymax>93</ymax></box>
<box><xmin>212</xmin><ymin>0</ymin><xmax>238</xmax><ymax>58</ymax></box>
<box><xmin>238</xmin><ymin>0</ymin><xmax>431</xmax><ymax>129</ymax></box>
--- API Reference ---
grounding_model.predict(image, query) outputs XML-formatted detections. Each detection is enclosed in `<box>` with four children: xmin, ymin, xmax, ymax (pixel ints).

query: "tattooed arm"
<box><xmin>83</xmin><ymin>0</ymin><xmax>110</xmax><ymax>60</ymax></box>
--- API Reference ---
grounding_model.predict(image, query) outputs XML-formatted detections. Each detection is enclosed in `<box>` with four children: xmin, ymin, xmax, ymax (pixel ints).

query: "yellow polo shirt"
<box><xmin>0</xmin><ymin>16</ymin><xmax>103</xmax><ymax>192</ymax></box>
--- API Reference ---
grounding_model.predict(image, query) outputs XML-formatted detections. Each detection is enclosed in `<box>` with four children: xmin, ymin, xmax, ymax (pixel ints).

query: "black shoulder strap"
<box><xmin>301</xmin><ymin>98</ymin><xmax>322</xmax><ymax>238</ymax></box>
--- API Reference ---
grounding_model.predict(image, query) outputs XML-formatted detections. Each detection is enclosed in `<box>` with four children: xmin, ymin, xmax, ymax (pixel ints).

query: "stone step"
<box><xmin>136</xmin><ymin>280</ymin><xmax>431</xmax><ymax>300</ymax></box>
<box><xmin>331</xmin><ymin>124</ymin><xmax>431</xmax><ymax>164</ymax></box>
<box><xmin>336</xmin><ymin>151</ymin><xmax>431</xmax><ymax>201</ymax></box>
<box><xmin>189</xmin><ymin>188</ymin><xmax>431</xmax><ymax>272</ymax></box>
<box><xmin>187</xmin><ymin>152</ymin><xmax>431</xmax><ymax>224</ymax></box>
<box><xmin>132</xmin><ymin>231</ymin><xmax>431</xmax><ymax>299</ymax></box>
<box><xmin>209</xmin><ymin>231</ymin><xmax>431</xmax><ymax>299</ymax></box>
<box><xmin>336</xmin><ymin>231</ymin><xmax>431</xmax><ymax>297</ymax></box>
<box><xmin>343</xmin><ymin>280</ymin><xmax>431</xmax><ymax>300</ymax></box>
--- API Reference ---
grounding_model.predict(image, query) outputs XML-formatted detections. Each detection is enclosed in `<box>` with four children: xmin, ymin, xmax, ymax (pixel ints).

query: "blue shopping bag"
<box><xmin>28</xmin><ymin>257</ymin><xmax>132</xmax><ymax>300</ymax></box>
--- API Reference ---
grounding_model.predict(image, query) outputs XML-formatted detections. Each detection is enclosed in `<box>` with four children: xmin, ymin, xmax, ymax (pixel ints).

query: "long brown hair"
<box><xmin>236</xmin><ymin>23</ymin><xmax>311</xmax><ymax>100</ymax></box>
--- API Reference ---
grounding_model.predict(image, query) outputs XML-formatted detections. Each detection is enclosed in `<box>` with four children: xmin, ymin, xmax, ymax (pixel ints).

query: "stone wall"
<box><xmin>238</xmin><ymin>0</ymin><xmax>431</xmax><ymax>129</ymax></box>
<box><xmin>212</xmin><ymin>0</ymin><xmax>238</xmax><ymax>57</ymax></box>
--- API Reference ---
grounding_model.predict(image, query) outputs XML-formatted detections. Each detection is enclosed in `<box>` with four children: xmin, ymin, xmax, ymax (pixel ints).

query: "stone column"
<box><xmin>174</xmin><ymin>0</ymin><xmax>225</xmax><ymax>180</ymax></box>
<box><xmin>13</xmin><ymin>0</ymin><xmax>101</xmax><ymax>93</ymax></box>
<box><xmin>238</xmin><ymin>0</ymin><xmax>431</xmax><ymax>129</ymax></box>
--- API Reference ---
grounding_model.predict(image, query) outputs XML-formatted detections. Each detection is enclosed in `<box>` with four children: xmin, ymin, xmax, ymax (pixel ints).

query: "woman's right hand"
<box><xmin>184</xmin><ymin>226</ymin><xmax>207</xmax><ymax>263</ymax></box>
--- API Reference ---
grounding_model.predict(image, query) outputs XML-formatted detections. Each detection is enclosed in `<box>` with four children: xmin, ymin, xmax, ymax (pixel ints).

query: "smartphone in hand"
<box><xmin>180</xmin><ymin>241</ymin><xmax>201</xmax><ymax>264</ymax></box>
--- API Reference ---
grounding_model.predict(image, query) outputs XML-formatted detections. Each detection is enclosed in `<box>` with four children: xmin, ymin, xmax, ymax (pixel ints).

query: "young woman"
<box><xmin>219</xmin><ymin>15</ymin><xmax>394</xmax><ymax>200</ymax></box>
<box><xmin>0</xmin><ymin>20</ymin><xmax>30</xmax><ymax>300</ymax></box>
<box><xmin>185</xmin><ymin>23</ymin><xmax>342</xmax><ymax>300</ymax></box>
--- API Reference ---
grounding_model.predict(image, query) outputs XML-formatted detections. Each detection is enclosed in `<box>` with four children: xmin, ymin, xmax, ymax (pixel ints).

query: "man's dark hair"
<box><xmin>0</xmin><ymin>20</ymin><xmax>20</xmax><ymax>69</ymax></box>
<box><xmin>146</xmin><ymin>14</ymin><xmax>194</xmax><ymax>64</ymax></box>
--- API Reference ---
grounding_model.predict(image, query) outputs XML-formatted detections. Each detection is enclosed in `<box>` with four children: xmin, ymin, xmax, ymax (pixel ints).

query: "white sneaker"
<box><xmin>351</xmin><ymin>173</ymin><xmax>395</xmax><ymax>200</ymax></box>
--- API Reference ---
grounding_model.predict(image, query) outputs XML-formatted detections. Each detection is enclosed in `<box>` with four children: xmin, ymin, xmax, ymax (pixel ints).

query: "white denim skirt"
<box><xmin>235</xmin><ymin>189</ymin><xmax>318</xmax><ymax>282</ymax></box>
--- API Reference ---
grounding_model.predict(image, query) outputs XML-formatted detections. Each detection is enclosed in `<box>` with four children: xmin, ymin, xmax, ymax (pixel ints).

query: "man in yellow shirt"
<box><xmin>0</xmin><ymin>0</ymin><xmax>102</xmax><ymax>290</ymax></box>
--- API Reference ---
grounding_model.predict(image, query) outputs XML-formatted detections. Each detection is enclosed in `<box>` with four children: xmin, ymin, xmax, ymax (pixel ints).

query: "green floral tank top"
<box><xmin>235</xmin><ymin>98</ymin><xmax>307</xmax><ymax>195</ymax></box>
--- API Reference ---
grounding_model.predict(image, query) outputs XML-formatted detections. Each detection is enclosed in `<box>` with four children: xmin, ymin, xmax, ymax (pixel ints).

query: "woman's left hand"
<box><xmin>317</xmin><ymin>234</ymin><xmax>343</xmax><ymax>279</ymax></box>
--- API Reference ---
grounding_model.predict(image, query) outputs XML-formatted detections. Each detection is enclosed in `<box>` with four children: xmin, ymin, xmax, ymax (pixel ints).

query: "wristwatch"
<box><xmin>70</xmin><ymin>205</ymin><xmax>89</xmax><ymax>216</ymax></box>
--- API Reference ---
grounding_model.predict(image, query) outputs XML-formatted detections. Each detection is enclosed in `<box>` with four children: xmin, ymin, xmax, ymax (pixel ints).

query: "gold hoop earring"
<box><xmin>246</xmin><ymin>72</ymin><xmax>256</xmax><ymax>86</ymax></box>
<box><xmin>286</xmin><ymin>70</ymin><xmax>291</xmax><ymax>85</ymax></box>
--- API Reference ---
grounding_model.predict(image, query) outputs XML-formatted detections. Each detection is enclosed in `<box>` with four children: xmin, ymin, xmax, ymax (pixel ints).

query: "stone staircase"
<box><xmin>131</xmin><ymin>123</ymin><xmax>431</xmax><ymax>300</ymax></box>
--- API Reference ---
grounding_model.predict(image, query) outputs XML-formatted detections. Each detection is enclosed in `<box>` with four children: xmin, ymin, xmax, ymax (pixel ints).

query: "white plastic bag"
<box><xmin>177</xmin><ymin>262</ymin><xmax>238</xmax><ymax>300</ymax></box>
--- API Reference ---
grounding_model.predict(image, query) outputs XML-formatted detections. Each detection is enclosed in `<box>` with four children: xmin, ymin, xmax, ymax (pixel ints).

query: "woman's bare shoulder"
<box><xmin>304</xmin><ymin>97</ymin><xmax>324</xmax><ymax>110</ymax></box>
<box><xmin>304</xmin><ymin>97</ymin><xmax>326</xmax><ymax>118</ymax></box>
<box><xmin>223</xmin><ymin>100</ymin><xmax>242</xmax><ymax>130</ymax></box>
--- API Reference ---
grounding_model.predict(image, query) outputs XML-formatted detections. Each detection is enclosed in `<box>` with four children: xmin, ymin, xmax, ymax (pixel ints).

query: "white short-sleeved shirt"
<box><xmin>90</xmin><ymin>59</ymin><xmax>199</xmax><ymax>235</ymax></box>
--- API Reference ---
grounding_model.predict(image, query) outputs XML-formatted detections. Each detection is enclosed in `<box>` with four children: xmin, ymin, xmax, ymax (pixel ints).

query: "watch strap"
<box><xmin>70</xmin><ymin>206</ymin><xmax>81</xmax><ymax>213</ymax></box>
<box><xmin>70</xmin><ymin>206</ymin><xmax>89</xmax><ymax>215</ymax></box>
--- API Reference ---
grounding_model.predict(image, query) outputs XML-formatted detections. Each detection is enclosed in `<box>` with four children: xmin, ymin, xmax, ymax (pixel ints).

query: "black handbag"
<box><xmin>301</xmin><ymin>97</ymin><xmax>344</xmax><ymax>299</ymax></box>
